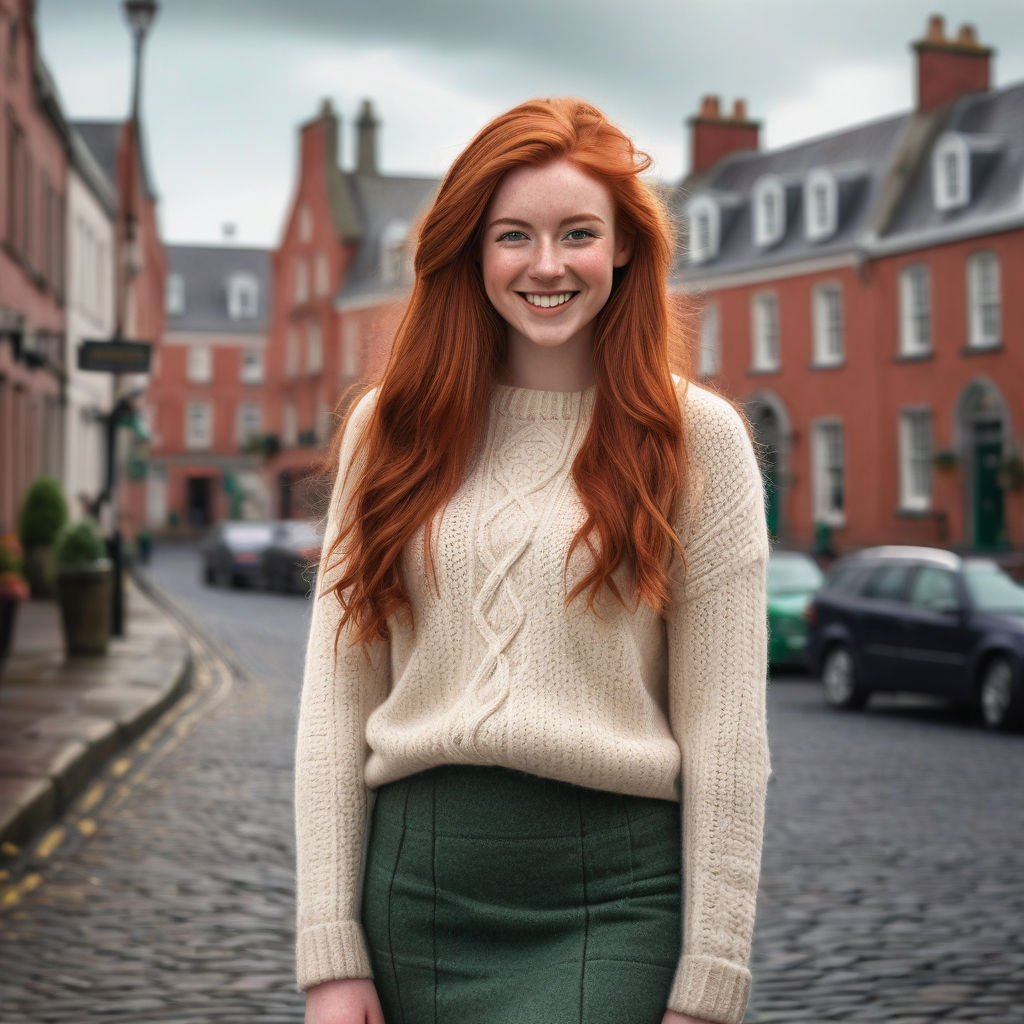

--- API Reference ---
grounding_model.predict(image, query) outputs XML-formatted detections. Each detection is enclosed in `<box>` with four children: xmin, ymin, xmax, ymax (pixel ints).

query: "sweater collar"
<box><xmin>489</xmin><ymin>381</ymin><xmax>596</xmax><ymax>421</ymax></box>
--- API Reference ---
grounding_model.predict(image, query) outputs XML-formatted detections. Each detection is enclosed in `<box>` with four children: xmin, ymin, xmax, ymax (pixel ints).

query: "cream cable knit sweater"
<box><xmin>294</xmin><ymin>376</ymin><xmax>771</xmax><ymax>1024</ymax></box>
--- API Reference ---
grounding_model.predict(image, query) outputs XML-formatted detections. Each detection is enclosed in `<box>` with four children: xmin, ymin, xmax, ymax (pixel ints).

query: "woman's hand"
<box><xmin>662</xmin><ymin>1011</ymin><xmax>718</xmax><ymax>1024</ymax></box>
<box><xmin>305</xmin><ymin>978</ymin><xmax>385</xmax><ymax>1024</ymax></box>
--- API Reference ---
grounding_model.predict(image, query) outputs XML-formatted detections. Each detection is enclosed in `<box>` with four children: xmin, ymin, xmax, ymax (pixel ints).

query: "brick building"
<box><xmin>267</xmin><ymin>99</ymin><xmax>438</xmax><ymax>518</ymax></box>
<box><xmin>0</xmin><ymin>0</ymin><xmax>68</xmax><ymax>532</ymax></box>
<box><xmin>676</xmin><ymin>15</ymin><xmax>1024</xmax><ymax>555</ymax></box>
<box><xmin>147</xmin><ymin>244</ymin><xmax>272</xmax><ymax>530</ymax></box>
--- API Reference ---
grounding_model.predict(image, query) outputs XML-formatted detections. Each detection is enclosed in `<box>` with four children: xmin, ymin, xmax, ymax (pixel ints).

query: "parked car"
<box><xmin>200</xmin><ymin>521</ymin><xmax>278</xmax><ymax>589</ymax></box>
<box><xmin>262</xmin><ymin>519</ymin><xmax>322</xmax><ymax>595</ymax></box>
<box><xmin>767</xmin><ymin>550</ymin><xmax>824</xmax><ymax>669</ymax></box>
<box><xmin>806</xmin><ymin>545</ymin><xmax>1024</xmax><ymax>731</ymax></box>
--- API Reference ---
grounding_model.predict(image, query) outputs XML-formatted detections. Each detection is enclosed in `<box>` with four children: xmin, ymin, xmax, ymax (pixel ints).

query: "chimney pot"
<box><xmin>356</xmin><ymin>98</ymin><xmax>379</xmax><ymax>175</ymax></box>
<box><xmin>956</xmin><ymin>24</ymin><xmax>978</xmax><ymax>47</ymax></box>
<box><xmin>926</xmin><ymin>14</ymin><xmax>945</xmax><ymax>43</ymax></box>
<box><xmin>699</xmin><ymin>94</ymin><xmax>721</xmax><ymax>119</ymax></box>
<box><xmin>732</xmin><ymin>99</ymin><xmax>747</xmax><ymax>121</ymax></box>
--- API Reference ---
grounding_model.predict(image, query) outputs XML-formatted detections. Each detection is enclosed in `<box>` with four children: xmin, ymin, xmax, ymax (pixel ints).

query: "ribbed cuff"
<box><xmin>667</xmin><ymin>954</ymin><xmax>752</xmax><ymax>1024</ymax></box>
<box><xmin>295</xmin><ymin>921</ymin><xmax>373</xmax><ymax>991</ymax></box>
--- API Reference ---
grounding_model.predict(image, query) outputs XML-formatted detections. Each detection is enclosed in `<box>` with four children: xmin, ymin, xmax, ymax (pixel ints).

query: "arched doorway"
<box><xmin>745</xmin><ymin>392</ymin><xmax>791</xmax><ymax>543</ymax></box>
<box><xmin>954</xmin><ymin>379</ymin><xmax>1013</xmax><ymax>551</ymax></box>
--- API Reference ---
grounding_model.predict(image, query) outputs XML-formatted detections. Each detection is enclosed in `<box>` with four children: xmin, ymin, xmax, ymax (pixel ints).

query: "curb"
<box><xmin>0</xmin><ymin>574</ymin><xmax>193</xmax><ymax>851</ymax></box>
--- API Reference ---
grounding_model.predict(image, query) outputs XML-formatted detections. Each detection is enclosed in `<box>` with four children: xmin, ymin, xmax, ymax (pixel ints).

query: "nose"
<box><xmin>529</xmin><ymin>238</ymin><xmax>564</xmax><ymax>281</ymax></box>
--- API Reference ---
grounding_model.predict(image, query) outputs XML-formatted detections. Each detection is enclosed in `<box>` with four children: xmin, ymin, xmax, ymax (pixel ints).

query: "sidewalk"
<box><xmin>0</xmin><ymin>575</ymin><xmax>192</xmax><ymax>850</ymax></box>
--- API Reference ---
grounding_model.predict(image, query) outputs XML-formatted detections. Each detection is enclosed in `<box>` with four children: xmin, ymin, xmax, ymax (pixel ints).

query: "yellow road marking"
<box><xmin>79</xmin><ymin>782</ymin><xmax>105</xmax><ymax>812</ymax></box>
<box><xmin>35</xmin><ymin>828</ymin><xmax>65</xmax><ymax>858</ymax></box>
<box><xmin>77</xmin><ymin>819</ymin><xmax>97</xmax><ymax>837</ymax></box>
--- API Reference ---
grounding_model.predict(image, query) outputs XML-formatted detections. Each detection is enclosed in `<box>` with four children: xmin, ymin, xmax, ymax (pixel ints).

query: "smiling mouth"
<box><xmin>519</xmin><ymin>291</ymin><xmax>578</xmax><ymax>309</ymax></box>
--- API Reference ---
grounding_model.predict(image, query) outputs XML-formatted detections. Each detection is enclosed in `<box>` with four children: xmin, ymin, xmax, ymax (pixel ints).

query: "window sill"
<box><xmin>960</xmin><ymin>340</ymin><xmax>1003</xmax><ymax>356</ymax></box>
<box><xmin>893</xmin><ymin>350</ymin><xmax>933</xmax><ymax>363</ymax></box>
<box><xmin>895</xmin><ymin>506</ymin><xmax>933</xmax><ymax>519</ymax></box>
<box><xmin>809</xmin><ymin>359</ymin><xmax>845</xmax><ymax>371</ymax></box>
<box><xmin>747</xmin><ymin>365</ymin><xmax>780</xmax><ymax>376</ymax></box>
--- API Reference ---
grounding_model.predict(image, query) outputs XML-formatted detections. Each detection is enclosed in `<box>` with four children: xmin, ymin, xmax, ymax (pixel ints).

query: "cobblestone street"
<box><xmin>1</xmin><ymin>543</ymin><xmax>1022</xmax><ymax>1022</ymax></box>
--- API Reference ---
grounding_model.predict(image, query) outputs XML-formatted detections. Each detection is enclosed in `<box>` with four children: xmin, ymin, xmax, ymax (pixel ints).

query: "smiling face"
<box><xmin>481</xmin><ymin>158</ymin><xmax>632</xmax><ymax>386</ymax></box>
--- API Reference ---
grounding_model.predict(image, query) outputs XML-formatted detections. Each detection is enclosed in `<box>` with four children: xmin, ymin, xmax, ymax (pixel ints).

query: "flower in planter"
<box><xmin>0</xmin><ymin>533</ymin><xmax>29</xmax><ymax>600</ymax></box>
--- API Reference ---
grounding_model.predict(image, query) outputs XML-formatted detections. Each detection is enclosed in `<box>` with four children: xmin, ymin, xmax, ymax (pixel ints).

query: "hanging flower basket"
<box><xmin>931</xmin><ymin>450</ymin><xmax>959</xmax><ymax>475</ymax></box>
<box><xmin>997</xmin><ymin>452</ymin><xmax>1024</xmax><ymax>493</ymax></box>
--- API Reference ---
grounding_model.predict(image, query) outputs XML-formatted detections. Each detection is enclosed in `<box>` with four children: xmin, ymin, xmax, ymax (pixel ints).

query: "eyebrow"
<box><xmin>486</xmin><ymin>214</ymin><xmax>606</xmax><ymax>230</ymax></box>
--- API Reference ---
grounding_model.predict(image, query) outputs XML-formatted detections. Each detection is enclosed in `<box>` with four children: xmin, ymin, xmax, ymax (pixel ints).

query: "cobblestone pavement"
<box><xmin>0</xmin><ymin>541</ymin><xmax>1022</xmax><ymax>1023</ymax></box>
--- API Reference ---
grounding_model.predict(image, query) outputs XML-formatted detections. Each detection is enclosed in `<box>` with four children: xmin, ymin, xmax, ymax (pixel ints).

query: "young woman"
<box><xmin>294</xmin><ymin>97</ymin><xmax>771</xmax><ymax>1024</ymax></box>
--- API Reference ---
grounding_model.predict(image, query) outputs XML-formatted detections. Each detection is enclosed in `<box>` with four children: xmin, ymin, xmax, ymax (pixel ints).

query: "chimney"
<box><xmin>687</xmin><ymin>94</ymin><xmax>760</xmax><ymax>177</ymax></box>
<box><xmin>356</xmin><ymin>99</ymin><xmax>379</xmax><ymax>176</ymax></box>
<box><xmin>913</xmin><ymin>14</ymin><xmax>993</xmax><ymax>113</ymax></box>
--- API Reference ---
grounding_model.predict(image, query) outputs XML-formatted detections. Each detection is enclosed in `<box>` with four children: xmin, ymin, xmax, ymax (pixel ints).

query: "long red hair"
<box><xmin>320</xmin><ymin>97</ymin><xmax>694</xmax><ymax>655</ymax></box>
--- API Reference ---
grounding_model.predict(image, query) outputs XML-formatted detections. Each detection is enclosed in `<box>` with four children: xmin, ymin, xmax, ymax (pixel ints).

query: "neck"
<box><xmin>499</xmin><ymin>332</ymin><xmax>595</xmax><ymax>391</ymax></box>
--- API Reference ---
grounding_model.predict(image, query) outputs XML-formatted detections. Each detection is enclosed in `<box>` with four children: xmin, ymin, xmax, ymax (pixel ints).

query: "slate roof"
<box><xmin>882</xmin><ymin>80</ymin><xmax>1024</xmax><ymax>243</ymax></box>
<box><xmin>72</xmin><ymin>119</ymin><xmax>158</xmax><ymax>201</ymax></box>
<box><xmin>336</xmin><ymin>172</ymin><xmax>440</xmax><ymax>301</ymax></box>
<box><xmin>676</xmin><ymin>77</ymin><xmax>1024</xmax><ymax>278</ymax></box>
<box><xmin>165</xmin><ymin>245</ymin><xmax>271</xmax><ymax>334</ymax></box>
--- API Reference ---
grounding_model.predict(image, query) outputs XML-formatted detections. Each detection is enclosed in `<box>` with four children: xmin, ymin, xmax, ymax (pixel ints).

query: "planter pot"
<box><xmin>0</xmin><ymin>597</ymin><xmax>19</xmax><ymax>675</ymax></box>
<box><xmin>24</xmin><ymin>544</ymin><xmax>57</xmax><ymax>599</ymax></box>
<box><xmin>57</xmin><ymin>561</ymin><xmax>112</xmax><ymax>657</ymax></box>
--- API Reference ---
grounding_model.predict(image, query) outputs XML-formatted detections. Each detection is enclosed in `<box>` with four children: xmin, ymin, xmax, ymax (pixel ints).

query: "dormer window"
<box><xmin>753</xmin><ymin>176</ymin><xmax>785</xmax><ymax>248</ymax></box>
<box><xmin>166</xmin><ymin>272</ymin><xmax>185</xmax><ymax>316</ymax></box>
<box><xmin>227</xmin><ymin>272</ymin><xmax>259</xmax><ymax>320</ymax></box>
<box><xmin>932</xmin><ymin>133</ymin><xmax>969</xmax><ymax>211</ymax></box>
<box><xmin>804</xmin><ymin>169</ymin><xmax>837</xmax><ymax>242</ymax></box>
<box><xmin>687</xmin><ymin>196</ymin><xmax>720</xmax><ymax>264</ymax></box>
<box><xmin>380</xmin><ymin>219</ymin><xmax>410</xmax><ymax>286</ymax></box>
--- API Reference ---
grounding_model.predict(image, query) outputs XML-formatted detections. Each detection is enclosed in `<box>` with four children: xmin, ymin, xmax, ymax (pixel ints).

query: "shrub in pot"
<box><xmin>0</xmin><ymin>532</ymin><xmax>30</xmax><ymax>672</ymax></box>
<box><xmin>55</xmin><ymin>519</ymin><xmax>112</xmax><ymax>657</ymax></box>
<box><xmin>18</xmin><ymin>476</ymin><xmax>69</xmax><ymax>599</ymax></box>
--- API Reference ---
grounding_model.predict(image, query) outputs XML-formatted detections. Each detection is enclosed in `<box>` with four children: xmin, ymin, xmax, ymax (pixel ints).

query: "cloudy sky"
<box><xmin>38</xmin><ymin>0</ymin><xmax>1024</xmax><ymax>248</ymax></box>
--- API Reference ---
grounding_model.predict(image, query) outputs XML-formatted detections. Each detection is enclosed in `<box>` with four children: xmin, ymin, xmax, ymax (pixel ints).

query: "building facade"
<box><xmin>148</xmin><ymin>245</ymin><xmax>272</xmax><ymax>530</ymax></box>
<box><xmin>0</xmin><ymin>0</ymin><xmax>68</xmax><ymax>532</ymax></box>
<box><xmin>676</xmin><ymin>15</ymin><xmax>1023</xmax><ymax>555</ymax></box>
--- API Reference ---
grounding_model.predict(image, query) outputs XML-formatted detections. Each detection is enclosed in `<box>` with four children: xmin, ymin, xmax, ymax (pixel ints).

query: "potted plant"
<box><xmin>54</xmin><ymin>519</ymin><xmax>112</xmax><ymax>657</ymax></box>
<box><xmin>931</xmin><ymin>449</ymin><xmax>959</xmax><ymax>475</ymax></box>
<box><xmin>997</xmin><ymin>451</ymin><xmax>1024</xmax><ymax>493</ymax></box>
<box><xmin>0</xmin><ymin>532</ymin><xmax>30</xmax><ymax>672</ymax></box>
<box><xmin>17</xmin><ymin>475</ymin><xmax>69</xmax><ymax>598</ymax></box>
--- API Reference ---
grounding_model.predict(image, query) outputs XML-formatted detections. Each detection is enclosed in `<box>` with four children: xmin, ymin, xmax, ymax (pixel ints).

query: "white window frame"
<box><xmin>899</xmin><ymin>264</ymin><xmax>931</xmax><ymax>356</ymax></box>
<box><xmin>315</xmin><ymin>250</ymin><xmax>329</xmax><ymax>296</ymax></box>
<box><xmin>316</xmin><ymin>400</ymin><xmax>332</xmax><ymax>445</ymax></box>
<box><xmin>751</xmin><ymin>291</ymin><xmax>780</xmax><ymax>372</ymax></box>
<box><xmin>342</xmin><ymin>318</ymin><xmax>359</xmax><ymax>380</ymax></box>
<box><xmin>166</xmin><ymin>272</ymin><xmax>185</xmax><ymax>316</ymax></box>
<box><xmin>283</xmin><ymin>401</ymin><xmax>298</xmax><ymax>447</ymax></box>
<box><xmin>236</xmin><ymin>401</ymin><xmax>262</xmax><ymax>446</ymax></box>
<box><xmin>187</xmin><ymin>345</ymin><xmax>212</xmax><ymax>383</ymax></box>
<box><xmin>687</xmin><ymin>196</ymin><xmax>720</xmax><ymax>265</ymax></box>
<box><xmin>294</xmin><ymin>258</ymin><xmax>309</xmax><ymax>303</ymax></box>
<box><xmin>697</xmin><ymin>300</ymin><xmax>719</xmax><ymax>377</ymax></box>
<box><xmin>812</xmin><ymin>282</ymin><xmax>844</xmax><ymax>367</ymax></box>
<box><xmin>753</xmin><ymin>175</ymin><xmax>785</xmax><ymax>248</ymax></box>
<box><xmin>804</xmin><ymin>169</ymin><xmax>837</xmax><ymax>242</ymax></box>
<box><xmin>299</xmin><ymin>202</ymin><xmax>312</xmax><ymax>242</ymax></box>
<box><xmin>899</xmin><ymin>408</ymin><xmax>933</xmax><ymax>512</ymax></box>
<box><xmin>306</xmin><ymin>320</ymin><xmax>322</xmax><ymax>373</ymax></box>
<box><xmin>932</xmin><ymin>133</ymin><xmax>969</xmax><ymax>212</ymax></box>
<box><xmin>967</xmin><ymin>250</ymin><xmax>1001</xmax><ymax>348</ymax></box>
<box><xmin>227</xmin><ymin>272</ymin><xmax>259</xmax><ymax>320</ymax></box>
<box><xmin>240</xmin><ymin>348</ymin><xmax>263</xmax><ymax>384</ymax></box>
<box><xmin>185</xmin><ymin>401</ymin><xmax>212</xmax><ymax>450</ymax></box>
<box><xmin>811</xmin><ymin>419</ymin><xmax>845</xmax><ymax>527</ymax></box>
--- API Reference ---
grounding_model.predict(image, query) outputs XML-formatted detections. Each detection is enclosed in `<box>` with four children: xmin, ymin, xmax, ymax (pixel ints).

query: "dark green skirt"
<box><xmin>362</xmin><ymin>765</ymin><xmax>682</xmax><ymax>1024</ymax></box>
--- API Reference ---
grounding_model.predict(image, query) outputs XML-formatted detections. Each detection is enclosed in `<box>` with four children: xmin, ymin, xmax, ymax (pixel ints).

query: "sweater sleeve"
<box><xmin>294</xmin><ymin>387</ymin><xmax>390</xmax><ymax>992</ymax></box>
<box><xmin>664</xmin><ymin>388</ymin><xmax>772</xmax><ymax>1024</ymax></box>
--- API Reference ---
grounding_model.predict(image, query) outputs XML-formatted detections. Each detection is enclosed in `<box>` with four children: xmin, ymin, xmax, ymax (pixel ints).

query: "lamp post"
<box><xmin>100</xmin><ymin>0</ymin><xmax>158</xmax><ymax>636</ymax></box>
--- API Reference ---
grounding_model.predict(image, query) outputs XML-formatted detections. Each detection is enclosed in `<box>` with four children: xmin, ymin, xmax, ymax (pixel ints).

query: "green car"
<box><xmin>767</xmin><ymin>551</ymin><xmax>824</xmax><ymax>670</ymax></box>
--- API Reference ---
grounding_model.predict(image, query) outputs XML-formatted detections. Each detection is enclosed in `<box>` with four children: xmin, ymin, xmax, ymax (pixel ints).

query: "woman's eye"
<box><xmin>565</xmin><ymin>229</ymin><xmax>595</xmax><ymax>241</ymax></box>
<box><xmin>497</xmin><ymin>230</ymin><xmax>527</xmax><ymax>242</ymax></box>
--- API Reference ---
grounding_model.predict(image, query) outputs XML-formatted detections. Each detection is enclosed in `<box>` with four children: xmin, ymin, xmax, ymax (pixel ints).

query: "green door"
<box><xmin>973</xmin><ymin>421</ymin><xmax>1006</xmax><ymax>550</ymax></box>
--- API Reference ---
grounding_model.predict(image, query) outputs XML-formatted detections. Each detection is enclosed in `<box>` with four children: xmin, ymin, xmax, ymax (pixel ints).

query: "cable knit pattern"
<box><xmin>293</xmin><ymin>376</ymin><xmax>771</xmax><ymax>1024</ymax></box>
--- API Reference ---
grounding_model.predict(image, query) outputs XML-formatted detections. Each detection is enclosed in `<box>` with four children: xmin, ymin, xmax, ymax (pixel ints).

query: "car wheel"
<box><xmin>821</xmin><ymin>643</ymin><xmax>870</xmax><ymax>710</ymax></box>
<box><xmin>977</xmin><ymin>656</ymin><xmax>1023</xmax><ymax>732</ymax></box>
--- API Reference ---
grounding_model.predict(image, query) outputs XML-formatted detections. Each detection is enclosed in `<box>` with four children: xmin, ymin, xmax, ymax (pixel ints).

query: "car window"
<box><xmin>862</xmin><ymin>563</ymin><xmax>912</xmax><ymax>601</ymax></box>
<box><xmin>963</xmin><ymin>563</ymin><xmax>1024</xmax><ymax>614</ymax></box>
<box><xmin>768</xmin><ymin>554</ymin><xmax>823</xmax><ymax>592</ymax></box>
<box><xmin>824</xmin><ymin>563</ymin><xmax>872</xmax><ymax>595</ymax></box>
<box><xmin>908</xmin><ymin>566</ymin><xmax>959</xmax><ymax>612</ymax></box>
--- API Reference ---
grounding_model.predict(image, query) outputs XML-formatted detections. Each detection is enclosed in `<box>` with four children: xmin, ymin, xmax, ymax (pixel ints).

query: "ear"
<box><xmin>613</xmin><ymin>230</ymin><xmax>633</xmax><ymax>268</ymax></box>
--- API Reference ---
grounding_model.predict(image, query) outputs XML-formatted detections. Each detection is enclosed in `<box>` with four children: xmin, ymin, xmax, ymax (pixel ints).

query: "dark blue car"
<box><xmin>806</xmin><ymin>545</ymin><xmax>1024</xmax><ymax>731</ymax></box>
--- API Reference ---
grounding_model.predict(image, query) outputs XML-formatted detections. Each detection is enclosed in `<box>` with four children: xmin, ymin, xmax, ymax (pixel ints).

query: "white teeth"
<box><xmin>524</xmin><ymin>292</ymin><xmax>575</xmax><ymax>308</ymax></box>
